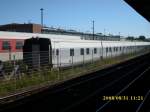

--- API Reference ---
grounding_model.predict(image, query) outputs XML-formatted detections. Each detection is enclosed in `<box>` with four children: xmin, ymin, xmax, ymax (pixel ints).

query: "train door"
<box><xmin>32</xmin><ymin>44</ymin><xmax>40</xmax><ymax>69</ymax></box>
<box><xmin>23</xmin><ymin>37</ymin><xmax>52</xmax><ymax>69</ymax></box>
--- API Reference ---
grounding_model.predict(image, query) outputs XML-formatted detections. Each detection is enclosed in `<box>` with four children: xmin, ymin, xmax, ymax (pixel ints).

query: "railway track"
<box><xmin>0</xmin><ymin>53</ymin><xmax>150</xmax><ymax>112</ymax></box>
<box><xmin>96</xmin><ymin>66</ymin><xmax>150</xmax><ymax>112</ymax></box>
<box><xmin>62</xmin><ymin>54</ymin><xmax>150</xmax><ymax>112</ymax></box>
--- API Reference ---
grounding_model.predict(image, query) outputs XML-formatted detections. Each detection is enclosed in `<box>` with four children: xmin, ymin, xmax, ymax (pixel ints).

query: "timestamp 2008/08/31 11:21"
<box><xmin>102</xmin><ymin>96</ymin><xmax>144</xmax><ymax>101</ymax></box>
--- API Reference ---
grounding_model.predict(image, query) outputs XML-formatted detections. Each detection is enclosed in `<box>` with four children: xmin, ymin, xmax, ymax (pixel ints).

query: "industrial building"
<box><xmin>0</xmin><ymin>23</ymin><xmax>42</xmax><ymax>33</ymax></box>
<box><xmin>0</xmin><ymin>23</ymin><xmax>120</xmax><ymax>41</ymax></box>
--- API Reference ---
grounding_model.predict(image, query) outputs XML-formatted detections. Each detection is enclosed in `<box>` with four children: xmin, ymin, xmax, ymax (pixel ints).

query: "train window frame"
<box><xmin>80</xmin><ymin>48</ymin><xmax>84</xmax><ymax>55</ymax></box>
<box><xmin>16</xmin><ymin>41</ymin><xmax>23</xmax><ymax>50</ymax></box>
<box><xmin>70</xmin><ymin>48</ymin><xmax>74</xmax><ymax>56</ymax></box>
<box><xmin>2</xmin><ymin>41</ymin><xmax>10</xmax><ymax>50</ymax></box>
<box><xmin>94</xmin><ymin>48</ymin><xmax>97</xmax><ymax>54</ymax></box>
<box><xmin>86</xmin><ymin>48</ymin><xmax>90</xmax><ymax>55</ymax></box>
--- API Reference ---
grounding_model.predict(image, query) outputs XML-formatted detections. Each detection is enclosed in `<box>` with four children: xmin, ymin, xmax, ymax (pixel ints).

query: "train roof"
<box><xmin>0</xmin><ymin>31</ymin><xmax>82</xmax><ymax>40</ymax></box>
<box><xmin>0</xmin><ymin>31</ymin><xmax>150</xmax><ymax>48</ymax></box>
<box><xmin>51</xmin><ymin>39</ymin><xmax>150</xmax><ymax>48</ymax></box>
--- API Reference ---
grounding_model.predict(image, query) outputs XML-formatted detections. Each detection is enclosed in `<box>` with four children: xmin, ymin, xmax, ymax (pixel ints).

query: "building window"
<box><xmin>86</xmin><ymin>48</ymin><xmax>90</xmax><ymax>55</ymax></box>
<box><xmin>56</xmin><ymin>49</ymin><xmax>59</xmax><ymax>55</ymax></box>
<box><xmin>2</xmin><ymin>41</ymin><xmax>10</xmax><ymax>50</ymax></box>
<box><xmin>80</xmin><ymin>48</ymin><xmax>84</xmax><ymax>55</ymax></box>
<box><xmin>70</xmin><ymin>48</ymin><xmax>74</xmax><ymax>56</ymax></box>
<box><xmin>94</xmin><ymin>48</ymin><xmax>97</xmax><ymax>54</ymax></box>
<box><xmin>16</xmin><ymin>41</ymin><xmax>23</xmax><ymax>50</ymax></box>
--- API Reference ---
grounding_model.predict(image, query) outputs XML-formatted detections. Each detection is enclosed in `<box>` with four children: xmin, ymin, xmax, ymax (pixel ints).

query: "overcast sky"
<box><xmin>0</xmin><ymin>0</ymin><xmax>150</xmax><ymax>38</ymax></box>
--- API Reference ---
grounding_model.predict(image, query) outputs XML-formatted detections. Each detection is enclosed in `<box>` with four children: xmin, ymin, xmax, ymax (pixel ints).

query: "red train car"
<box><xmin>0</xmin><ymin>30</ymin><xmax>81</xmax><ymax>61</ymax></box>
<box><xmin>0</xmin><ymin>39</ymin><xmax>24</xmax><ymax>61</ymax></box>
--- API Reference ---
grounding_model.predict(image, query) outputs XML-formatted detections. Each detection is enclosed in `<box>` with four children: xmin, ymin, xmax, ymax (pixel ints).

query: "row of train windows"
<box><xmin>55</xmin><ymin>46</ymin><xmax>138</xmax><ymax>56</ymax></box>
<box><xmin>55</xmin><ymin>48</ymin><xmax>97</xmax><ymax>56</ymax></box>
<box><xmin>70</xmin><ymin>48</ymin><xmax>92</xmax><ymax>56</ymax></box>
<box><xmin>106</xmin><ymin>47</ymin><xmax>121</xmax><ymax>52</ymax></box>
<box><xmin>106</xmin><ymin>46</ymin><xmax>136</xmax><ymax>53</ymax></box>
<box><xmin>1</xmin><ymin>41</ymin><xmax>23</xmax><ymax>50</ymax></box>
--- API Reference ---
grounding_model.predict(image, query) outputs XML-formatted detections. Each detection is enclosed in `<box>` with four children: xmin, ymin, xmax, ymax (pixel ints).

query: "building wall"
<box><xmin>32</xmin><ymin>24</ymin><xmax>42</xmax><ymax>33</ymax></box>
<box><xmin>0</xmin><ymin>23</ymin><xmax>42</xmax><ymax>33</ymax></box>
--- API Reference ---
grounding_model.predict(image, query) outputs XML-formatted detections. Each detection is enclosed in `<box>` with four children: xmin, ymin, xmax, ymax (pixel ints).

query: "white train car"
<box><xmin>0</xmin><ymin>31</ymin><xmax>150</xmax><ymax>67</ymax></box>
<box><xmin>23</xmin><ymin>37</ymin><xmax>150</xmax><ymax>68</ymax></box>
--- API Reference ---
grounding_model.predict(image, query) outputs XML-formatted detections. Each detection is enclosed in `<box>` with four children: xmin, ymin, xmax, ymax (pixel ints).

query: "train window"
<box><xmin>109</xmin><ymin>47</ymin><xmax>111</xmax><ymax>52</ymax></box>
<box><xmin>116</xmin><ymin>47</ymin><xmax>118</xmax><ymax>52</ymax></box>
<box><xmin>94</xmin><ymin>48</ymin><xmax>97</xmax><ymax>54</ymax></box>
<box><xmin>80</xmin><ymin>48</ymin><xmax>84</xmax><ymax>55</ymax></box>
<box><xmin>56</xmin><ymin>49</ymin><xmax>59</xmax><ymax>55</ymax></box>
<box><xmin>86</xmin><ymin>48</ymin><xmax>90</xmax><ymax>55</ymax></box>
<box><xmin>70</xmin><ymin>49</ymin><xmax>74</xmax><ymax>56</ymax></box>
<box><xmin>52</xmin><ymin>49</ymin><xmax>55</xmax><ymax>54</ymax></box>
<box><xmin>113</xmin><ymin>47</ymin><xmax>115</xmax><ymax>52</ymax></box>
<box><xmin>123</xmin><ymin>47</ymin><xmax>125</xmax><ymax>50</ymax></box>
<box><xmin>16</xmin><ymin>41</ymin><xmax>23</xmax><ymax>50</ymax></box>
<box><xmin>2</xmin><ymin>41</ymin><xmax>10</xmax><ymax>50</ymax></box>
<box><xmin>106</xmin><ymin>47</ymin><xmax>108</xmax><ymax>53</ymax></box>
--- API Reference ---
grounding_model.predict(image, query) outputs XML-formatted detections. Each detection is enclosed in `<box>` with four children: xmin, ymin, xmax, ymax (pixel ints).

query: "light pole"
<box><xmin>40</xmin><ymin>8</ymin><xmax>44</xmax><ymax>27</ymax></box>
<box><xmin>119</xmin><ymin>32</ymin><xmax>120</xmax><ymax>41</ymax></box>
<box><xmin>104</xmin><ymin>29</ymin><xmax>106</xmax><ymax>40</ymax></box>
<box><xmin>92</xmin><ymin>20</ymin><xmax>95</xmax><ymax>40</ymax></box>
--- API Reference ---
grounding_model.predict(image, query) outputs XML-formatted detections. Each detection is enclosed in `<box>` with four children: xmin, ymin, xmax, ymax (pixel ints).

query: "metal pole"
<box><xmin>119</xmin><ymin>32</ymin><xmax>120</xmax><ymax>40</ymax></box>
<box><xmin>9</xmin><ymin>46</ymin><xmax>11</xmax><ymax>62</ymax></box>
<box><xmin>92</xmin><ymin>20</ymin><xmax>94</xmax><ymax>40</ymax></box>
<box><xmin>40</xmin><ymin>8</ymin><xmax>44</xmax><ymax>27</ymax></box>
<box><xmin>72</xmin><ymin>55</ymin><xmax>73</xmax><ymax>73</ymax></box>
<box><xmin>101</xmin><ymin>41</ymin><xmax>103</xmax><ymax>60</ymax></box>
<box><xmin>92</xmin><ymin>50</ymin><xmax>93</xmax><ymax>63</ymax></box>
<box><xmin>104</xmin><ymin>29</ymin><xmax>105</xmax><ymax>40</ymax></box>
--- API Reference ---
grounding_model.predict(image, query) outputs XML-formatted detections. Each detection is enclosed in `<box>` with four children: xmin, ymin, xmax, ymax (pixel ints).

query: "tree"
<box><xmin>138</xmin><ymin>35</ymin><xmax>146</xmax><ymax>41</ymax></box>
<box><xmin>126</xmin><ymin>36</ymin><xmax>134</xmax><ymax>41</ymax></box>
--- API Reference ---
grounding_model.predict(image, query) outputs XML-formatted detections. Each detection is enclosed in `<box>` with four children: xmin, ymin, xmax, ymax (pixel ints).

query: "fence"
<box><xmin>0</xmin><ymin>47</ymin><xmax>149</xmax><ymax>97</ymax></box>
